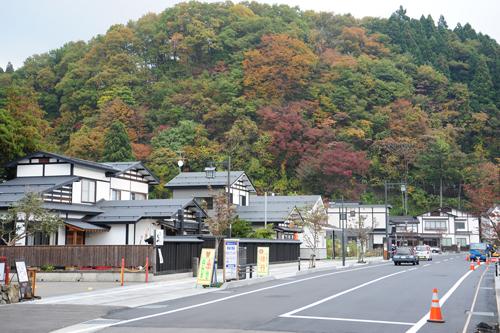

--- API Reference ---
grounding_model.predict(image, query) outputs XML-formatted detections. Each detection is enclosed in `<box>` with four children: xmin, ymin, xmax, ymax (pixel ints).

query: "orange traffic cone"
<box><xmin>466</xmin><ymin>253</ymin><xmax>469</xmax><ymax>261</ymax></box>
<box><xmin>477</xmin><ymin>257</ymin><xmax>481</xmax><ymax>266</ymax></box>
<box><xmin>427</xmin><ymin>288</ymin><xmax>445</xmax><ymax>323</ymax></box>
<box><xmin>486</xmin><ymin>257</ymin><xmax>490</xmax><ymax>264</ymax></box>
<box><xmin>470</xmin><ymin>261</ymin><xmax>475</xmax><ymax>270</ymax></box>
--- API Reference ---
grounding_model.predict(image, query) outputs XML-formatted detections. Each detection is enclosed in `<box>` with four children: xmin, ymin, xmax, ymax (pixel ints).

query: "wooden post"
<box><xmin>121</xmin><ymin>259</ymin><xmax>124</xmax><ymax>286</ymax></box>
<box><xmin>145</xmin><ymin>258</ymin><xmax>149</xmax><ymax>283</ymax></box>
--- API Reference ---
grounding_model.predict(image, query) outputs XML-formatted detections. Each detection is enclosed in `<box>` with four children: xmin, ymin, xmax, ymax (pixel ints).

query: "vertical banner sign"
<box><xmin>257</xmin><ymin>247</ymin><xmax>269</xmax><ymax>277</ymax></box>
<box><xmin>15</xmin><ymin>259</ymin><xmax>31</xmax><ymax>299</ymax></box>
<box><xmin>0</xmin><ymin>262</ymin><xmax>5</xmax><ymax>281</ymax></box>
<box><xmin>224</xmin><ymin>239</ymin><xmax>239</xmax><ymax>281</ymax></box>
<box><xmin>155</xmin><ymin>229</ymin><xmax>164</xmax><ymax>246</ymax></box>
<box><xmin>196</xmin><ymin>248</ymin><xmax>215</xmax><ymax>286</ymax></box>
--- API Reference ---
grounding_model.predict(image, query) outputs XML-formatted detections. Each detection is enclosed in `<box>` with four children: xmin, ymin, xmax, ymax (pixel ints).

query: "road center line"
<box><xmin>283</xmin><ymin>315</ymin><xmax>415</xmax><ymax>326</ymax></box>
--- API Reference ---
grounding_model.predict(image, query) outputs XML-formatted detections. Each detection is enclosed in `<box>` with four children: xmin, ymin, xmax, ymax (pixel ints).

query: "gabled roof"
<box><xmin>235</xmin><ymin>195</ymin><xmax>322</xmax><ymax>223</ymax></box>
<box><xmin>327</xmin><ymin>200</ymin><xmax>392</xmax><ymax>209</ymax></box>
<box><xmin>102</xmin><ymin>161</ymin><xmax>160</xmax><ymax>185</ymax></box>
<box><xmin>86</xmin><ymin>199</ymin><xmax>207</xmax><ymax>224</ymax></box>
<box><xmin>164</xmin><ymin>171</ymin><xmax>257</xmax><ymax>193</ymax></box>
<box><xmin>0</xmin><ymin>176</ymin><xmax>81</xmax><ymax>207</ymax></box>
<box><xmin>389</xmin><ymin>216</ymin><xmax>419</xmax><ymax>224</ymax></box>
<box><xmin>2</xmin><ymin>151</ymin><xmax>118</xmax><ymax>172</ymax></box>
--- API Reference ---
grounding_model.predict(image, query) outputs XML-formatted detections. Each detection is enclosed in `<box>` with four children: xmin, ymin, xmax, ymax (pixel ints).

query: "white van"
<box><xmin>415</xmin><ymin>245</ymin><xmax>432</xmax><ymax>261</ymax></box>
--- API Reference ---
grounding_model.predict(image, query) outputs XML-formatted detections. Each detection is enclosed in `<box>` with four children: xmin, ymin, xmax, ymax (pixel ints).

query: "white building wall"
<box><xmin>85</xmin><ymin>225</ymin><xmax>127</xmax><ymax>245</ymax></box>
<box><xmin>17</xmin><ymin>164</ymin><xmax>43</xmax><ymax>177</ymax></box>
<box><xmin>57</xmin><ymin>225</ymin><xmax>66</xmax><ymax>245</ymax></box>
<box><xmin>96</xmin><ymin>181</ymin><xmax>111</xmax><ymax>201</ymax></box>
<box><xmin>135</xmin><ymin>219</ymin><xmax>160</xmax><ymax>245</ymax></box>
<box><xmin>73</xmin><ymin>166</ymin><xmax>109</xmax><ymax>181</ymax></box>
<box><xmin>131</xmin><ymin>182</ymin><xmax>148</xmax><ymax>194</ymax></box>
<box><xmin>45</xmin><ymin>163</ymin><xmax>71</xmax><ymax>176</ymax></box>
<box><xmin>72</xmin><ymin>181</ymin><xmax>82</xmax><ymax>203</ymax></box>
<box><xmin>111</xmin><ymin>178</ymin><xmax>131</xmax><ymax>191</ymax></box>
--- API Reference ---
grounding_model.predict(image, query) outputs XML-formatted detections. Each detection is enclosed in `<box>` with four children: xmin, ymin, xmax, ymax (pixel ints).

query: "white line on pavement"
<box><xmin>283</xmin><ymin>315</ymin><xmax>415</xmax><ymax>326</ymax></box>
<box><xmin>405</xmin><ymin>269</ymin><xmax>474</xmax><ymax>333</ymax></box>
<box><xmin>423</xmin><ymin>264</ymin><xmax>431</xmax><ymax>267</ymax></box>
<box><xmin>58</xmin><ymin>263</ymin><xmax>390</xmax><ymax>333</ymax></box>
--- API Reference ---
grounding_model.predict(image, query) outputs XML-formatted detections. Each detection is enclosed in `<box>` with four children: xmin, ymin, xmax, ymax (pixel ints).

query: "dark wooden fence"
<box><xmin>0</xmin><ymin>238</ymin><xmax>300</xmax><ymax>276</ymax></box>
<box><xmin>0</xmin><ymin>245</ymin><xmax>153</xmax><ymax>269</ymax></box>
<box><xmin>154</xmin><ymin>236</ymin><xmax>301</xmax><ymax>275</ymax></box>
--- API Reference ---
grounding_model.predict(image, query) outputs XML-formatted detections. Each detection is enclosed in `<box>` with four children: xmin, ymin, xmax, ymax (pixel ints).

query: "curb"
<box><xmin>220</xmin><ymin>275</ymin><xmax>276</xmax><ymax>290</ymax></box>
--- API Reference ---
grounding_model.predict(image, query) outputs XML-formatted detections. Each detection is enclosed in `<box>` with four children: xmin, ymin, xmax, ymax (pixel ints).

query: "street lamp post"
<box><xmin>341</xmin><ymin>196</ymin><xmax>346</xmax><ymax>267</ymax></box>
<box><xmin>205</xmin><ymin>156</ymin><xmax>232</xmax><ymax>238</ymax></box>
<box><xmin>384</xmin><ymin>180</ymin><xmax>407</xmax><ymax>260</ymax></box>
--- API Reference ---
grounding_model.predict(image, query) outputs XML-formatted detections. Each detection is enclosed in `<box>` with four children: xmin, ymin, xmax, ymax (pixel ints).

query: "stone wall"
<box><xmin>0</xmin><ymin>284</ymin><xmax>19</xmax><ymax>305</ymax></box>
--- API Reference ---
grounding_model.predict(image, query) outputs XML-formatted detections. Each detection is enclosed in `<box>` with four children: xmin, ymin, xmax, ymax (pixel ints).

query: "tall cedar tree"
<box><xmin>99</xmin><ymin>121</ymin><xmax>135</xmax><ymax>162</ymax></box>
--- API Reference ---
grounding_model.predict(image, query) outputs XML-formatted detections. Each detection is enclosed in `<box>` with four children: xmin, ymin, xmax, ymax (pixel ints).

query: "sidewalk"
<box><xmin>24</xmin><ymin>256</ymin><xmax>384</xmax><ymax>305</ymax></box>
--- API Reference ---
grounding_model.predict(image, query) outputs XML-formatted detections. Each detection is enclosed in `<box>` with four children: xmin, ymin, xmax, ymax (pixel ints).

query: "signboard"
<box><xmin>25</xmin><ymin>268</ymin><xmax>37</xmax><ymax>298</ymax></box>
<box><xmin>15</xmin><ymin>259</ymin><xmax>32</xmax><ymax>299</ymax></box>
<box><xmin>257</xmin><ymin>247</ymin><xmax>269</xmax><ymax>277</ymax></box>
<box><xmin>155</xmin><ymin>229</ymin><xmax>164</xmax><ymax>246</ymax></box>
<box><xmin>0</xmin><ymin>262</ymin><xmax>5</xmax><ymax>281</ymax></box>
<box><xmin>196</xmin><ymin>248</ymin><xmax>215</xmax><ymax>286</ymax></box>
<box><xmin>224</xmin><ymin>239</ymin><xmax>239</xmax><ymax>281</ymax></box>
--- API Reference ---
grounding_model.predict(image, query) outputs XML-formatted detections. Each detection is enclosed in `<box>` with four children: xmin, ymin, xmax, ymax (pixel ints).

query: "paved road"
<box><xmin>1</xmin><ymin>254</ymin><xmax>498</xmax><ymax>333</ymax></box>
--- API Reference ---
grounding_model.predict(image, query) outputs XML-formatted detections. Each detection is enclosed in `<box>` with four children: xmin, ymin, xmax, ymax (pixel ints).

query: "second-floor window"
<box><xmin>455</xmin><ymin>222</ymin><xmax>465</xmax><ymax>229</ymax></box>
<box><xmin>111</xmin><ymin>189</ymin><xmax>121</xmax><ymax>200</ymax></box>
<box><xmin>82</xmin><ymin>179</ymin><xmax>96</xmax><ymax>203</ymax></box>
<box><xmin>131</xmin><ymin>193</ymin><xmax>145</xmax><ymax>200</ymax></box>
<box><xmin>425</xmin><ymin>221</ymin><xmax>446</xmax><ymax>231</ymax></box>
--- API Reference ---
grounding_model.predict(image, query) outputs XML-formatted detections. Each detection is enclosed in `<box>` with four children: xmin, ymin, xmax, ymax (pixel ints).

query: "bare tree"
<box><xmin>201</xmin><ymin>185</ymin><xmax>237</xmax><ymax>265</ymax></box>
<box><xmin>348</xmin><ymin>215</ymin><xmax>377</xmax><ymax>263</ymax></box>
<box><xmin>0</xmin><ymin>187</ymin><xmax>62</xmax><ymax>246</ymax></box>
<box><xmin>293</xmin><ymin>202</ymin><xmax>328</xmax><ymax>268</ymax></box>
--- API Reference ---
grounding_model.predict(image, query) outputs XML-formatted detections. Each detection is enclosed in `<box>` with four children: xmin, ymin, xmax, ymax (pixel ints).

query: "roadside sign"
<box><xmin>224</xmin><ymin>239</ymin><xmax>239</xmax><ymax>281</ymax></box>
<box><xmin>196</xmin><ymin>248</ymin><xmax>215</xmax><ymax>286</ymax></box>
<box><xmin>0</xmin><ymin>262</ymin><xmax>4</xmax><ymax>282</ymax></box>
<box><xmin>15</xmin><ymin>259</ymin><xmax>32</xmax><ymax>300</ymax></box>
<box><xmin>154</xmin><ymin>229</ymin><xmax>164</xmax><ymax>246</ymax></box>
<box><xmin>257</xmin><ymin>247</ymin><xmax>269</xmax><ymax>277</ymax></box>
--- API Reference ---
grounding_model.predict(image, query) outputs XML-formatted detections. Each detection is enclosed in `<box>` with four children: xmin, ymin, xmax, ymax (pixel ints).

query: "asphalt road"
<box><xmin>1</xmin><ymin>254</ymin><xmax>498</xmax><ymax>333</ymax></box>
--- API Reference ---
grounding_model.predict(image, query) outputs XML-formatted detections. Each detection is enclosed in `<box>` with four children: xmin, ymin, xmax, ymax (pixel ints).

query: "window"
<box><xmin>442</xmin><ymin>238</ymin><xmax>452</xmax><ymax>246</ymax></box>
<box><xmin>239</xmin><ymin>195</ymin><xmax>246</xmax><ymax>206</ymax></box>
<box><xmin>457</xmin><ymin>238</ymin><xmax>466</xmax><ymax>246</ymax></box>
<box><xmin>131</xmin><ymin>193</ymin><xmax>145</xmax><ymax>200</ymax></box>
<box><xmin>111</xmin><ymin>189</ymin><xmax>121</xmax><ymax>200</ymax></box>
<box><xmin>425</xmin><ymin>221</ymin><xmax>446</xmax><ymax>231</ymax></box>
<box><xmin>81</xmin><ymin>179</ymin><xmax>96</xmax><ymax>203</ymax></box>
<box><xmin>455</xmin><ymin>222</ymin><xmax>465</xmax><ymax>229</ymax></box>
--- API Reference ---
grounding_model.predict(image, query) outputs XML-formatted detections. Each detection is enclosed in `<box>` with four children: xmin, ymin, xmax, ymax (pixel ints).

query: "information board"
<box><xmin>257</xmin><ymin>247</ymin><xmax>269</xmax><ymax>277</ymax></box>
<box><xmin>224</xmin><ymin>239</ymin><xmax>239</xmax><ymax>281</ymax></box>
<box><xmin>15</xmin><ymin>259</ymin><xmax>32</xmax><ymax>299</ymax></box>
<box><xmin>196</xmin><ymin>248</ymin><xmax>215</xmax><ymax>286</ymax></box>
<box><xmin>0</xmin><ymin>262</ymin><xmax>5</xmax><ymax>281</ymax></box>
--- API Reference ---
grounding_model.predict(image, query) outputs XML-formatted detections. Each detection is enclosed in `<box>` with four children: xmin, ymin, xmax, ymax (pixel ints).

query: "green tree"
<box><xmin>229</xmin><ymin>217</ymin><xmax>253</xmax><ymax>238</ymax></box>
<box><xmin>99</xmin><ymin>121</ymin><xmax>135</xmax><ymax>162</ymax></box>
<box><xmin>5</xmin><ymin>62</ymin><xmax>14</xmax><ymax>74</ymax></box>
<box><xmin>0</xmin><ymin>187</ymin><xmax>63</xmax><ymax>246</ymax></box>
<box><xmin>250</xmin><ymin>224</ymin><xmax>275</xmax><ymax>239</ymax></box>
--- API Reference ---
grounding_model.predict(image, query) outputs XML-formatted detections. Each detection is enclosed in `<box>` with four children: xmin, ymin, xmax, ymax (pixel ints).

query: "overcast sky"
<box><xmin>2</xmin><ymin>0</ymin><xmax>499</xmax><ymax>70</ymax></box>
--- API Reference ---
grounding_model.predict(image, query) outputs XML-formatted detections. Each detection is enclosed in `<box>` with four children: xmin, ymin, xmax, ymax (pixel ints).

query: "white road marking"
<box><xmin>405</xmin><ymin>269</ymin><xmax>474</xmax><ymax>333</ymax></box>
<box><xmin>444</xmin><ymin>259</ymin><xmax>448</xmax><ymax>262</ymax></box>
<box><xmin>280</xmin><ymin>268</ymin><xmax>417</xmax><ymax>317</ymax></box>
<box><xmin>435</xmin><ymin>261</ymin><xmax>441</xmax><ymax>264</ymax></box>
<box><xmin>284</xmin><ymin>315</ymin><xmax>415</xmax><ymax>326</ymax></box>
<box><xmin>53</xmin><ymin>263</ymin><xmax>391</xmax><ymax>333</ymax></box>
<box><xmin>423</xmin><ymin>264</ymin><xmax>431</xmax><ymax>267</ymax></box>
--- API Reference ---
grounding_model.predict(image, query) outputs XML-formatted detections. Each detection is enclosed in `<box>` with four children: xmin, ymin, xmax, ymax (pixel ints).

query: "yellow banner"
<box><xmin>257</xmin><ymin>247</ymin><xmax>269</xmax><ymax>277</ymax></box>
<box><xmin>197</xmin><ymin>248</ymin><xmax>216</xmax><ymax>286</ymax></box>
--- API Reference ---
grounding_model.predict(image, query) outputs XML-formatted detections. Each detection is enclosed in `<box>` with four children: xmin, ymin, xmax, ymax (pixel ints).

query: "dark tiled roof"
<box><xmin>235</xmin><ymin>195</ymin><xmax>322</xmax><ymax>223</ymax></box>
<box><xmin>0</xmin><ymin>176</ymin><xmax>81</xmax><ymax>207</ymax></box>
<box><xmin>164</xmin><ymin>171</ymin><xmax>256</xmax><ymax>192</ymax></box>
<box><xmin>86</xmin><ymin>199</ymin><xmax>207</xmax><ymax>224</ymax></box>
<box><xmin>102</xmin><ymin>162</ymin><xmax>160</xmax><ymax>185</ymax></box>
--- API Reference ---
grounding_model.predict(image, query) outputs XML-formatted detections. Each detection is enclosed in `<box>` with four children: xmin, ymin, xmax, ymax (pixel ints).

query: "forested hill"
<box><xmin>1</xmin><ymin>2</ymin><xmax>499</xmax><ymax>214</ymax></box>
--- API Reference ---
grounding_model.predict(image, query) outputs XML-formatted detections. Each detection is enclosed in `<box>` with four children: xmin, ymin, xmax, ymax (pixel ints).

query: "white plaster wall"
<box><xmin>58</xmin><ymin>225</ymin><xmax>66</xmax><ymax>245</ymax></box>
<box><xmin>96</xmin><ymin>181</ymin><xmax>111</xmax><ymax>201</ymax></box>
<box><xmin>45</xmin><ymin>163</ymin><xmax>71</xmax><ymax>176</ymax></box>
<box><xmin>374</xmin><ymin>234</ymin><xmax>384</xmax><ymax>245</ymax></box>
<box><xmin>128</xmin><ymin>224</ymin><xmax>135</xmax><ymax>244</ymax></box>
<box><xmin>72</xmin><ymin>180</ymin><xmax>82</xmax><ymax>203</ymax></box>
<box><xmin>122</xmin><ymin>191</ymin><xmax>131</xmax><ymax>200</ymax></box>
<box><xmin>85</xmin><ymin>225</ymin><xmax>127</xmax><ymax>245</ymax></box>
<box><xmin>135</xmin><ymin>219</ymin><xmax>159</xmax><ymax>245</ymax></box>
<box><xmin>111</xmin><ymin>178</ymin><xmax>130</xmax><ymax>191</ymax></box>
<box><xmin>73</xmin><ymin>166</ymin><xmax>109</xmax><ymax>181</ymax></box>
<box><xmin>131</xmin><ymin>182</ymin><xmax>148</xmax><ymax>194</ymax></box>
<box><xmin>17</xmin><ymin>164</ymin><xmax>43</xmax><ymax>177</ymax></box>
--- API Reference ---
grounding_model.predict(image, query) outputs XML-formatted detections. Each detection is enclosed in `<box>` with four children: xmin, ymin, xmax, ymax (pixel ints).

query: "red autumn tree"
<box><xmin>463</xmin><ymin>184</ymin><xmax>500</xmax><ymax>244</ymax></box>
<box><xmin>297</xmin><ymin>142</ymin><xmax>370</xmax><ymax>200</ymax></box>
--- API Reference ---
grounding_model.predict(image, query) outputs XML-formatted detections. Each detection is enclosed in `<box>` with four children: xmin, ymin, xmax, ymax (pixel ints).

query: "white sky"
<box><xmin>2</xmin><ymin>0</ymin><xmax>499</xmax><ymax>70</ymax></box>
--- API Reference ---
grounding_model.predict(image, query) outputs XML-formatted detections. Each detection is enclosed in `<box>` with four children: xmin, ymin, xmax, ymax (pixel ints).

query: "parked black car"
<box><xmin>392</xmin><ymin>247</ymin><xmax>419</xmax><ymax>265</ymax></box>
